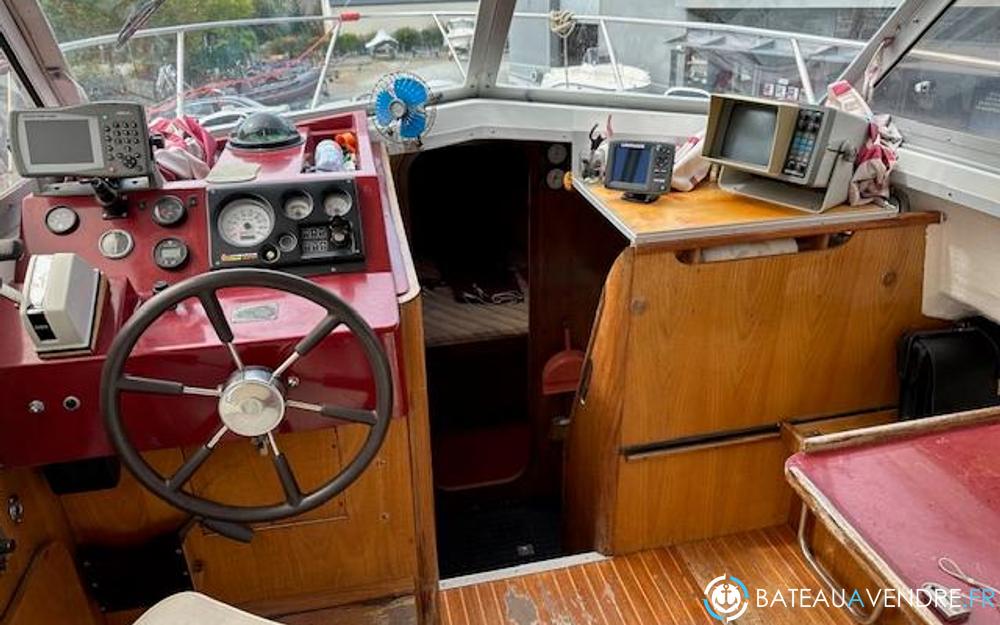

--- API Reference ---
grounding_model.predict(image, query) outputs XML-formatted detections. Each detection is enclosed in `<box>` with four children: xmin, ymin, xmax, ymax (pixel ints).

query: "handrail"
<box><xmin>51</xmin><ymin>9</ymin><xmax>1000</xmax><ymax>109</ymax></box>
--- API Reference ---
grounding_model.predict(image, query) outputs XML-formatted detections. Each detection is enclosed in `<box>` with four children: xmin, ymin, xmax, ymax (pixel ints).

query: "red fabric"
<box><xmin>788</xmin><ymin>423</ymin><xmax>1000</xmax><ymax>623</ymax></box>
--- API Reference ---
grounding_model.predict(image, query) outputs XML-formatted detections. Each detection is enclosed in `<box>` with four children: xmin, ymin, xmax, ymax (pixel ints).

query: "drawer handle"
<box><xmin>798</xmin><ymin>507</ymin><xmax>886</xmax><ymax>625</ymax></box>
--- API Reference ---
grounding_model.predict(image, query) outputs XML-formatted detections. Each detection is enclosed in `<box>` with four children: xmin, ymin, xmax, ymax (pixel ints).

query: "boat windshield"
<box><xmin>501</xmin><ymin>0</ymin><xmax>898</xmax><ymax>100</ymax></box>
<box><xmin>38</xmin><ymin>0</ymin><xmax>904</xmax><ymax>128</ymax></box>
<box><xmin>43</xmin><ymin>0</ymin><xmax>479</xmax><ymax>125</ymax></box>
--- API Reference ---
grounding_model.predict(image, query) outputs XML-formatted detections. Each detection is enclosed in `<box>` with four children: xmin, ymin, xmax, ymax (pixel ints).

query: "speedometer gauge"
<box><xmin>217</xmin><ymin>197</ymin><xmax>275</xmax><ymax>248</ymax></box>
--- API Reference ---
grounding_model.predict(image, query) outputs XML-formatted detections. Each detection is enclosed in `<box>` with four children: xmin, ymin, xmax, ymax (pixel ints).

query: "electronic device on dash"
<box><xmin>9</xmin><ymin>102</ymin><xmax>155</xmax><ymax>180</ymax></box>
<box><xmin>702</xmin><ymin>94</ymin><xmax>869</xmax><ymax>213</ymax></box>
<box><xmin>20</xmin><ymin>253</ymin><xmax>103</xmax><ymax>355</ymax></box>
<box><xmin>603</xmin><ymin>140</ymin><xmax>674</xmax><ymax>203</ymax></box>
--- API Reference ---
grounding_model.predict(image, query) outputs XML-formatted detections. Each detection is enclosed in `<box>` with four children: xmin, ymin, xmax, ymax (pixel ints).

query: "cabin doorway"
<box><xmin>395</xmin><ymin>140</ymin><xmax>626</xmax><ymax>579</ymax></box>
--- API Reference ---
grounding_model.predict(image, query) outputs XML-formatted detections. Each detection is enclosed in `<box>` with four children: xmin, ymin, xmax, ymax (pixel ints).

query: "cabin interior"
<box><xmin>0</xmin><ymin>0</ymin><xmax>998</xmax><ymax>624</ymax></box>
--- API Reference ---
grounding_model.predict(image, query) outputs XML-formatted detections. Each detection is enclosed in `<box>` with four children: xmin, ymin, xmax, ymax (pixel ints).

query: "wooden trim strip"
<box><xmin>637</xmin><ymin>211</ymin><xmax>940</xmax><ymax>253</ymax></box>
<box><xmin>624</xmin><ymin>431</ymin><xmax>780</xmax><ymax>462</ymax></box>
<box><xmin>786</xmin><ymin>467</ymin><xmax>940</xmax><ymax>625</ymax></box>
<box><xmin>800</xmin><ymin>406</ymin><xmax>1000</xmax><ymax>454</ymax></box>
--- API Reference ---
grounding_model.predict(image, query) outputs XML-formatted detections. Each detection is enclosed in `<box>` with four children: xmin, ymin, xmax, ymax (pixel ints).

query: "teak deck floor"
<box><xmin>439</xmin><ymin>525</ymin><xmax>853</xmax><ymax>625</ymax></box>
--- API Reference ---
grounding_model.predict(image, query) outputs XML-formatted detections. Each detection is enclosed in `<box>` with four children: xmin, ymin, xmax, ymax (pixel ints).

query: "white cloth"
<box><xmin>135</xmin><ymin>592</ymin><xmax>280</xmax><ymax>625</ymax></box>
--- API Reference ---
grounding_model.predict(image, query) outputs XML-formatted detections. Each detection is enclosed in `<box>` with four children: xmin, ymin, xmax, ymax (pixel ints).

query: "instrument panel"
<box><xmin>208</xmin><ymin>180</ymin><xmax>365</xmax><ymax>273</ymax></box>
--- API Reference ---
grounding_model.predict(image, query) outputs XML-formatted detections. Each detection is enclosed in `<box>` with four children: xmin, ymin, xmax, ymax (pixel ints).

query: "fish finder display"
<box><xmin>25</xmin><ymin>120</ymin><xmax>95</xmax><ymax>165</ymax></box>
<box><xmin>609</xmin><ymin>143</ymin><xmax>652</xmax><ymax>185</ymax></box>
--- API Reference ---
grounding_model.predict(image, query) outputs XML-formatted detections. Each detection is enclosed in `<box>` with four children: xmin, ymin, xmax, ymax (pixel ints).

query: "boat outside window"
<box><xmin>501</xmin><ymin>0</ymin><xmax>898</xmax><ymax>102</ymax></box>
<box><xmin>40</xmin><ymin>1</ymin><xmax>477</xmax><ymax>125</ymax></box>
<box><xmin>871</xmin><ymin>1</ymin><xmax>1000</xmax><ymax>162</ymax></box>
<box><xmin>0</xmin><ymin>45</ymin><xmax>31</xmax><ymax>193</ymax></box>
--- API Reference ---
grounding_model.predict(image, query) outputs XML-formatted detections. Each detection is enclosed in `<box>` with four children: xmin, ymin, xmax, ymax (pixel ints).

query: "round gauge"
<box><xmin>153</xmin><ymin>237</ymin><xmax>189</xmax><ymax>270</ymax></box>
<box><xmin>323</xmin><ymin>190</ymin><xmax>353</xmax><ymax>217</ymax></box>
<box><xmin>98</xmin><ymin>229</ymin><xmax>134</xmax><ymax>259</ymax></box>
<box><xmin>547</xmin><ymin>143</ymin><xmax>569</xmax><ymax>165</ymax></box>
<box><xmin>277</xmin><ymin>232</ymin><xmax>298</xmax><ymax>253</ymax></box>
<box><xmin>546</xmin><ymin>168</ymin><xmax>565</xmax><ymax>190</ymax></box>
<box><xmin>217</xmin><ymin>197</ymin><xmax>275</xmax><ymax>248</ymax></box>
<box><xmin>152</xmin><ymin>195</ymin><xmax>187</xmax><ymax>227</ymax></box>
<box><xmin>45</xmin><ymin>206</ymin><xmax>79</xmax><ymax>235</ymax></box>
<box><xmin>283</xmin><ymin>192</ymin><xmax>314</xmax><ymax>221</ymax></box>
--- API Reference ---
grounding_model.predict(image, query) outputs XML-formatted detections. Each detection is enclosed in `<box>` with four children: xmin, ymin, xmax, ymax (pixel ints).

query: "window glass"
<box><xmin>871</xmin><ymin>1</ymin><xmax>1000</xmax><ymax>142</ymax></box>
<box><xmin>39</xmin><ymin>1</ymin><xmax>476</xmax><ymax>124</ymax></box>
<box><xmin>0</xmin><ymin>46</ymin><xmax>31</xmax><ymax>193</ymax></box>
<box><xmin>500</xmin><ymin>0</ymin><xmax>897</xmax><ymax>102</ymax></box>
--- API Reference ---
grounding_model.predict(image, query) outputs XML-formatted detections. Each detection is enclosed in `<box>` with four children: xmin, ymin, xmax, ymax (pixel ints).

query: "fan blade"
<box><xmin>394</xmin><ymin>76</ymin><xmax>428</xmax><ymax>108</ymax></box>
<box><xmin>374</xmin><ymin>90</ymin><xmax>394</xmax><ymax>126</ymax></box>
<box><xmin>399</xmin><ymin>110</ymin><xmax>427</xmax><ymax>140</ymax></box>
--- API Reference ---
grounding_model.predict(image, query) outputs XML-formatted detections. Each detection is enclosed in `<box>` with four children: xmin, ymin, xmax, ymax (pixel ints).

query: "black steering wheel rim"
<box><xmin>100</xmin><ymin>268</ymin><xmax>393</xmax><ymax>524</ymax></box>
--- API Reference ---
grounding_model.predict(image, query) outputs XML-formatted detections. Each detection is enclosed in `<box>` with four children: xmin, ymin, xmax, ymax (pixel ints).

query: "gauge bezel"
<box><xmin>152</xmin><ymin>237</ymin><xmax>190</xmax><ymax>271</ymax></box>
<box><xmin>45</xmin><ymin>205</ymin><xmax>79</xmax><ymax>235</ymax></box>
<box><xmin>216</xmin><ymin>196</ymin><xmax>276</xmax><ymax>249</ymax></box>
<box><xmin>282</xmin><ymin>192</ymin><xmax>314</xmax><ymax>221</ymax></box>
<box><xmin>323</xmin><ymin>189</ymin><xmax>354</xmax><ymax>217</ymax></box>
<box><xmin>98</xmin><ymin>229</ymin><xmax>134</xmax><ymax>259</ymax></box>
<box><xmin>152</xmin><ymin>195</ymin><xmax>187</xmax><ymax>227</ymax></box>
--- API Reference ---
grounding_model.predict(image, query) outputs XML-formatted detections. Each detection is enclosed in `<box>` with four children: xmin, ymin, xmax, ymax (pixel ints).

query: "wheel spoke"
<box><xmin>268</xmin><ymin>433</ymin><xmax>302</xmax><ymax>506</ymax></box>
<box><xmin>295</xmin><ymin>314</ymin><xmax>342</xmax><ymax>358</ymax></box>
<box><xmin>198</xmin><ymin>290</ymin><xmax>234</xmax><ymax>344</ymax></box>
<box><xmin>166</xmin><ymin>426</ymin><xmax>228</xmax><ymax>492</ymax></box>
<box><xmin>286</xmin><ymin>400</ymin><xmax>378</xmax><ymax>426</ymax></box>
<box><xmin>119</xmin><ymin>375</ymin><xmax>220</xmax><ymax>397</ymax></box>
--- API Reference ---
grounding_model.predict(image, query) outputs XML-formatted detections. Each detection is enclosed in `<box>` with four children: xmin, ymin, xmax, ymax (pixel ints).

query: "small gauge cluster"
<box><xmin>207</xmin><ymin>180</ymin><xmax>364</xmax><ymax>273</ymax></box>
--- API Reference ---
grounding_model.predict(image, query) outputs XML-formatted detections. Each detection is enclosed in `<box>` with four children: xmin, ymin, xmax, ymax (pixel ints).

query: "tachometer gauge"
<box><xmin>45</xmin><ymin>206</ymin><xmax>79</xmax><ymax>235</ymax></box>
<box><xmin>323</xmin><ymin>189</ymin><xmax>353</xmax><ymax>217</ymax></box>
<box><xmin>283</xmin><ymin>192</ymin><xmax>313</xmax><ymax>220</ymax></box>
<box><xmin>217</xmin><ymin>197</ymin><xmax>275</xmax><ymax>248</ymax></box>
<box><xmin>152</xmin><ymin>195</ymin><xmax>187</xmax><ymax>227</ymax></box>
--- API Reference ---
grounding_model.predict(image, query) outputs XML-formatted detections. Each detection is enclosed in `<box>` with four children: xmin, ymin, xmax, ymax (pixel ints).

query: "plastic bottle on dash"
<box><xmin>315</xmin><ymin>139</ymin><xmax>345</xmax><ymax>172</ymax></box>
<box><xmin>827</xmin><ymin>80</ymin><xmax>873</xmax><ymax>120</ymax></box>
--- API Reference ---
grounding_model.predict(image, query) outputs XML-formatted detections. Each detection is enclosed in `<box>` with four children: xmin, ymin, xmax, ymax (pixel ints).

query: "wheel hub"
<box><xmin>218</xmin><ymin>366</ymin><xmax>286</xmax><ymax>437</ymax></box>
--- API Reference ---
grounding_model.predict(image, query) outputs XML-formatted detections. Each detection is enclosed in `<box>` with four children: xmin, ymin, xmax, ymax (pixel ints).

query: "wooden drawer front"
<box><xmin>611</xmin><ymin>433</ymin><xmax>792</xmax><ymax>554</ymax></box>
<box><xmin>621</xmin><ymin>224</ymin><xmax>933</xmax><ymax>446</ymax></box>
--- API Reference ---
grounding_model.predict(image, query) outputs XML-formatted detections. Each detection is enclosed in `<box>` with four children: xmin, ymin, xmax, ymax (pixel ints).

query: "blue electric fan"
<box><xmin>371</xmin><ymin>72</ymin><xmax>436</xmax><ymax>145</ymax></box>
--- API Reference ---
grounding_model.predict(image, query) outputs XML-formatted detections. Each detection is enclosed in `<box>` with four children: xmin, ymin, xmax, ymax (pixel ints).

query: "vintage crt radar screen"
<box><xmin>9</xmin><ymin>102</ymin><xmax>155</xmax><ymax>180</ymax></box>
<box><xmin>702</xmin><ymin>94</ymin><xmax>869</xmax><ymax>213</ymax></box>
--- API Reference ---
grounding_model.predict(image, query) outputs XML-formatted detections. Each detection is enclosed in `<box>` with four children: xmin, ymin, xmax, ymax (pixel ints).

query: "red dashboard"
<box><xmin>0</xmin><ymin>110</ymin><xmax>410</xmax><ymax>468</ymax></box>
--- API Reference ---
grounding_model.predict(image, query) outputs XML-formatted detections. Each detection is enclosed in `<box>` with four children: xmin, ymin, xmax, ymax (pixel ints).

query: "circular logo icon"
<box><xmin>702</xmin><ymin>574</ymin><xmax>749</xmax><ymax>623</ymax></box>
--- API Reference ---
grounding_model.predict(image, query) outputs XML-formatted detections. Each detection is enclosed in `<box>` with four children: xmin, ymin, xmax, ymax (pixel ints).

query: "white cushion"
<box><xmin>135</xmin><ymin>592</ymin><xmax>281</xmax><ymax>625</ymax></box>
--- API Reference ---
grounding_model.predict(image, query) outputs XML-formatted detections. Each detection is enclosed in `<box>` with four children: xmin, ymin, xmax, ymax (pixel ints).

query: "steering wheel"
<box><xmin>100</xmin><ymin>268</ymin><xmax>393</xmax><ymax>525</ymax></box>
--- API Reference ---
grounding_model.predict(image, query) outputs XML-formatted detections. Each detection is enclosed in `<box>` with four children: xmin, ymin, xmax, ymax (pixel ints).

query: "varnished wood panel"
<box><xmin>612</xmin><ymin>434</ymin><xmax>792</xmax><ymax>553</ymax></box>
<box><xmin>563</xmin><ymin>250</ymin><xmax>634</xmax><ymax>553</ymax></box>
<box><xmin>1</xmin><ymin>542</ymin><xmax>98</xmax><ymax>625</ymax></box>
<box><xmin>59</xmin><ymin>449</ymin><xmax>188</xmax><ymax>546</ymax></box>
<box><xmin>781</xmin><ymin>410</ymin><xmax>897</xmax><ymax>454</ymax></box>
<box><xmin>583</xmin><ymin>181</ymin><xmax>907</xmax><ymax>239</ymax></box>
<box><xmin>188</xmin><ymin>429</ymin><xmax>348</xmax><ymax>529</ymax></box>
<box><xmin>399</xmin><ymin>297</ymin><xmax>440</xmax><ymax>625</ymax></box>
<box><xmin>184</xmin><ymin>420</ymin><xmax>417</xmax><ymax>615</ymax></box>
<box><xmin>0</xmin><ymin>468</ymin><xmax>76</xmax><ymax>612</ymax></box>
<box><xmin>440</xmin><ymin>525</ymin><xmax>855</xmax><ymax>625</ymax></box>
<box><xmin>622</xmin><ymin>224</ymin><xmax>937</xmax><ymax>446</ymax></box>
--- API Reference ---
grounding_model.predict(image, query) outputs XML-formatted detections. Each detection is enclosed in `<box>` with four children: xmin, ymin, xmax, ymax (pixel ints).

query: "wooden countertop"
<box><xmin>575</xmin><ymin>179</ymin><xmax>904</xmax><ymax>247</ymax></box>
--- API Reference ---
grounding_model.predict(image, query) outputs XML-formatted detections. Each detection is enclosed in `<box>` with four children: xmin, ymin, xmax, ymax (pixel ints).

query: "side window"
<box><xmin>872</xmin><ymin>2</ymin><xmax>1000</xmax><ymax>148</ymax></box>
<box><xmin>0</xmin><ymin>47</ymin><xmax>31</xmax><ymax>194</ymax></box>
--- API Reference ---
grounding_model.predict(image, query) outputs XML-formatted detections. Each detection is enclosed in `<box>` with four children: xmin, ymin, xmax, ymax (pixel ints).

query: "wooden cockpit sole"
<box><xmin>439</xmin><ymin>525</ymin><xmax>853</xmax><ymax>625</ymax></box>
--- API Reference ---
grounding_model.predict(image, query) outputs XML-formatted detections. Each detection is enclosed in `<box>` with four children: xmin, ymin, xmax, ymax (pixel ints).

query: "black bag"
<box><xmin>897</xmin><ymin>324</ymin><xmax>1000</xmax><ymax>420</ymax></box>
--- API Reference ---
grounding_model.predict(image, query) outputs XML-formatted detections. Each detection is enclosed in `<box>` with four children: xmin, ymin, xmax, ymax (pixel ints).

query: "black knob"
<box><xmin>152</xmin><ymin>280</ymin><xmax>170</xmax><ymax>295</ymax></box>
<box><xmin>0</xmin><ymin>538</ymin><xmax>16</xmax><ymax>556</ymax></box>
